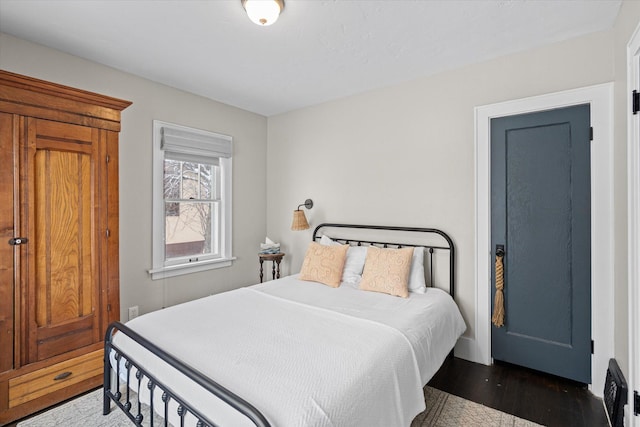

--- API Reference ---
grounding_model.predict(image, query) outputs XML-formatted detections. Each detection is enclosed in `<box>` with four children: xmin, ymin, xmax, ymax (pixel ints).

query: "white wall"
<box><xmin>0</xmin><ymin>33</ymin><xmax>268</xmax><ymax>321</ymax></box>
<box><xmin>267</xmin><ymin>30</ymin><xmax>618</xmax><ymax>355</ymax></box>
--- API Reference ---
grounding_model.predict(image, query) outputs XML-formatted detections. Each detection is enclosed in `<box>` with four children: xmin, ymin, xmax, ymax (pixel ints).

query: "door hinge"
<box><xmin>591</xmin><ymin>340</ymin><xmax>594</xmax><ymax>354</ymax></box>
<box><xmin>633</xmin><ymin>90</ymin><xmax>640</xmax><ymax>115</ymax></box>
<box><xmin>589</xmin><ymin>127</ymin><xmax>593</xmax><ymax>141</ymax></box>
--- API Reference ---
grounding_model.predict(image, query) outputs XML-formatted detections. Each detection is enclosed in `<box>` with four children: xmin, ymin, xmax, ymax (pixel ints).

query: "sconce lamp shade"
<box><xmin>291</xmin><ymin>209</ymin><xmax>310</xmax><ymax>231</ymax></box>
<box><xmin>242</xmin><ymin>0</ymin><xmax>284</xmax><ymax>26</ymax></box>
<box><xmin>291</xmin><ymin>198</ymin><xmax>313</xmax><ymax>231</ymax></box>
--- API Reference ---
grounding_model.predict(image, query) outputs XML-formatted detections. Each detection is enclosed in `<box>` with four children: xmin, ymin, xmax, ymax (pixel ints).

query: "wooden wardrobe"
<box><xmin>0</xmin><ymin>70</ymin><xmax>130</xmax><ymax>424</ymax></box>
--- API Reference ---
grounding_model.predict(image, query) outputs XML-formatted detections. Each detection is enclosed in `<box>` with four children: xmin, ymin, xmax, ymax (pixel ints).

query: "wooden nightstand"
<box><xmin>259</xmin><ymin>253</ymin><xmax>285</xmax><ymax>283</ymax></box>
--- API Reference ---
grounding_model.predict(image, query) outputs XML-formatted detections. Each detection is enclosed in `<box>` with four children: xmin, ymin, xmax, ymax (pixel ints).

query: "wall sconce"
<box><xmin>241</xmin><ymin>0</ymin><xmax>284</xmax><ymax>26</ymax></box>
<box><xmin>291</xmin><ymin>199</ymin><xmax>313</xmax><ymax>231</ymax></box>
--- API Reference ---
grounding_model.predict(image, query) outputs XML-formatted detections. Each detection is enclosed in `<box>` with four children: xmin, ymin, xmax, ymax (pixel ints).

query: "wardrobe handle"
<box><xmin>53</xmin><ymin>371</ymin><xmax>72</xmax><ymax>381</ymax></box>
<box><xmin>8</xmin><ymin>237</ymin><xmax>28</xmax><ymax>246</ymax></box>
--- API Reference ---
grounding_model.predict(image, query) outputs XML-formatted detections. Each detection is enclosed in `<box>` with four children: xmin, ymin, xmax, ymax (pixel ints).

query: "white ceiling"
<box><xmin>0</xmin><ymin>0</ymin><xmax>622</xmax><ymax>116</ymax></box>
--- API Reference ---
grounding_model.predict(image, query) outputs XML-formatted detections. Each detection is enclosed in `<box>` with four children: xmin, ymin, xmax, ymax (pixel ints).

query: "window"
<box><xmin>150</xmin><ymin>121</ymin><xmax>233</xmax><ymax>279</ymax></box>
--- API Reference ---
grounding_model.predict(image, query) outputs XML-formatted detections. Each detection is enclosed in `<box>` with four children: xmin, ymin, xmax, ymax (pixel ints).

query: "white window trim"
<box><xmin>149</xmin><ymin>120</ymin><xmax>234</xmax><ymax>280</ymax></box>
<box><xmin>627</xmin><ymin>22</ymin><xmax>640</xmax><ymax>427</ymax></box>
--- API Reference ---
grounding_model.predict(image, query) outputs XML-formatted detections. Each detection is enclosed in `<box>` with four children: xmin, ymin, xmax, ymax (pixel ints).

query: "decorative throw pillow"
<box><xmin>299</xmin><ymin>242</ymin><xmax>349</xmax><ymax>288</ymax></box>
<box><xmin>359</xmin><ymin>246</ymin><xmax>413</xmax><ymax>298</ymax></box>
<box><xmin>319</xmin><ymin>235</ymin><xmax>368</xmax><ymax>285</ymax></box>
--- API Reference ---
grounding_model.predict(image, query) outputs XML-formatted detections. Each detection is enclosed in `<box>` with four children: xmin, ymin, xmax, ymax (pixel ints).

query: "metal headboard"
<box><xmin>312</xmin><ymin>223</ymin><xmax>455</xmax><ymax>297</ymax></box>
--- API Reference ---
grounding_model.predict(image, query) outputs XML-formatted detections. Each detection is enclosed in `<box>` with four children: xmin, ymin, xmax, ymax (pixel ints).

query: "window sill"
<box><xmin>149</xmin><ymin>257</ymin><xmax>236</xmax><ymax>280</ymax></box>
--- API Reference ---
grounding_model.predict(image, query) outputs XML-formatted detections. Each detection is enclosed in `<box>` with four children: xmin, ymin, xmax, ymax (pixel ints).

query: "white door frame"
<box><xmin>627</xmin><ymin>22</ymin><xmax>640</xmax><ymax>427</ymax></box>
<box><xmin>467</xmin><ymin>83</ymin><xmax>614</xmax><ymax>397</ymax></box>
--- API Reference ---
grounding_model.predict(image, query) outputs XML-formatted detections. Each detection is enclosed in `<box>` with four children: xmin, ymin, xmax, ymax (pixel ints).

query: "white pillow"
<box><xmin>319</xmin><ymin>235</ymin><xmax>337</xmax><ymax>246</ymax></box>
<box><xmin>320</xmin><ymin>236</ymin><xmax>426</xmax><ymax>292</ymax></box>
<box><xmin>319</xmin><ymin>235</ymin><xmax>367</xmax><ymax>285</ymax></box>
<box><xmin>342</xmin><ymin>246</ymin><xmax>367</xmax><ymax>285</ymax></box>
<box><xmin>408</xmin><ymin>246</ymin><xmax>427</xmax><ymax>293</ymax></box>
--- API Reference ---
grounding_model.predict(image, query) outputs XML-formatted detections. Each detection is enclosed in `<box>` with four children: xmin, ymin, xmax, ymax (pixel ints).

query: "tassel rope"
<box><xmin>492</xmin><ymin>253</ymin><xmax>505</xmax><ymax>327</ymax></box>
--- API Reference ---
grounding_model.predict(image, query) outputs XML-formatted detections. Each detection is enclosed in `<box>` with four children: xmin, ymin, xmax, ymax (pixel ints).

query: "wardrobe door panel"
<box><xmin>24</xmin><ymin>118</ymin><xmax>101</xmax><ymax>363</ymax></box>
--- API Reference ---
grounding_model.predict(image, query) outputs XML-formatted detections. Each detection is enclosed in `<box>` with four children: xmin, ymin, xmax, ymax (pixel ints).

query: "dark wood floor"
<box><xmin>427</xmin><ymin>357</ymin><xmax>609</xmax><ymax>427</ymax></box>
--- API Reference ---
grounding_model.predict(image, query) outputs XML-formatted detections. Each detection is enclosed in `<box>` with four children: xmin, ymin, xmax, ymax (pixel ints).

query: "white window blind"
<box><xmin>161</xmin><ymin>126</ymin><xmax>232</xmax><ymax>163</ymax></box>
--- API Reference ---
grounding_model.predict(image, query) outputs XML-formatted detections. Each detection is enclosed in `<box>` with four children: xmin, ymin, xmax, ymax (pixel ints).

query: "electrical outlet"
<box><xmin>128</xmin><ymin>306</ymin><xmax>139</xmax><ymax>320</ymax></box>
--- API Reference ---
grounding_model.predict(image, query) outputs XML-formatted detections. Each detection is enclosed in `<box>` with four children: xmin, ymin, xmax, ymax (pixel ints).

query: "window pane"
<box><xmin>163</xmin><ymin>159</ymin><xmax>181</xmax><ymax>200</ymax></box>
<box><xmin>176</xmin><ymin>162</ymin><xmax>215</xmax><ymax>200</ymax></box>
<box><xmin>181</xmin><ymin>162</ymin><xmax>198</xmax><ymax>199</ymax></box>
<box><xmin>199</xmin><ymin>164</ymin><xmax>214</xmax><ymax>199</ymax></box>
<box><xmin>165</xmin><ymin>202</ymin><xmax>213</xmax><ymax>260</ymax></box>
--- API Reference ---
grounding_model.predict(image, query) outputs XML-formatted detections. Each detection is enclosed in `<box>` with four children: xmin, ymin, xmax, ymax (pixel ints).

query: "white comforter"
<box><xmin>111</xmin><ymin>276</ymin><xmax>466</xmax><ymax>427</ymax></box>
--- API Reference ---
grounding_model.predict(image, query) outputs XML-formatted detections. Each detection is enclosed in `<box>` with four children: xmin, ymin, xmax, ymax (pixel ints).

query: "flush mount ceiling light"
<box><xmin>242</xmin><ymin>0</ymin><xmax>285</xmax><ymax>26</ymax></box>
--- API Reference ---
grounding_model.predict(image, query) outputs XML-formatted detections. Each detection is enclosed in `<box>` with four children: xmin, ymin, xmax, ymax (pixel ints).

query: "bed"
<box><xmin>103</xmin><ymin>223</ymin><xmax>466</xmax><ymax>427</ymax></box>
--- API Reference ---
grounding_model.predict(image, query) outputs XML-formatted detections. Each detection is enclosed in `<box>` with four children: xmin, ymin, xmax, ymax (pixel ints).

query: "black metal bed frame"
<box><xmin>312</xmin><ymin>223</ymin><xmax>455</xmax><ymax>297</ymax></box>
<box><xmin>103</xmin><ymin>223</ymin><xmax>455</xmax><ymax>427</ymax></box>
<box><xmin>104</xmin><ymin>322</ymin><xmax>271</xmax><ymax>427</ymax></box>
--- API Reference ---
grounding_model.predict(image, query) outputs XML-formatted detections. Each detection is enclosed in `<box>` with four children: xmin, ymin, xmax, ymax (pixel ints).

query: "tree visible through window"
<box><xmin>163</xmin><ymin>158</ymin><xmax>219</xmax><ymax>259</ymax></box>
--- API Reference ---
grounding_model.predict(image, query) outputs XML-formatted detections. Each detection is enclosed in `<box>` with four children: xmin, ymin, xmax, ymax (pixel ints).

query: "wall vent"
<box><xmin>603</xmin><ymin>358</ymin><xmax>627</xmax><ymax>427</ymax></box>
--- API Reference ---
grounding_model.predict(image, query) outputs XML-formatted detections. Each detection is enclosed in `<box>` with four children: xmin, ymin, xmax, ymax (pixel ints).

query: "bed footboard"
<box><xmin>103</xmin><ymin>321</ymin><xmax>271</xmax><ymax>427</ymax></box>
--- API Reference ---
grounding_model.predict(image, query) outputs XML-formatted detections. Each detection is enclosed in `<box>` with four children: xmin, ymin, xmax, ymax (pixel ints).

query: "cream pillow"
<box><xmin>299</xmin><ymin>242</ymin><xmax>349</xmax><ymax>288</ymax></box>
<box><xmin>359</xmin><ymin>246</ymin><xmax>413</xmax><ymax>298</ymax></box>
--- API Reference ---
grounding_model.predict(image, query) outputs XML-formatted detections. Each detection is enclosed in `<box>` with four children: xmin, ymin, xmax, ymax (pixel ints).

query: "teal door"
<box><xmin>490</xmin><ymin>104</ymin><xmax>592</xmax><ymax>383</ymax></box>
